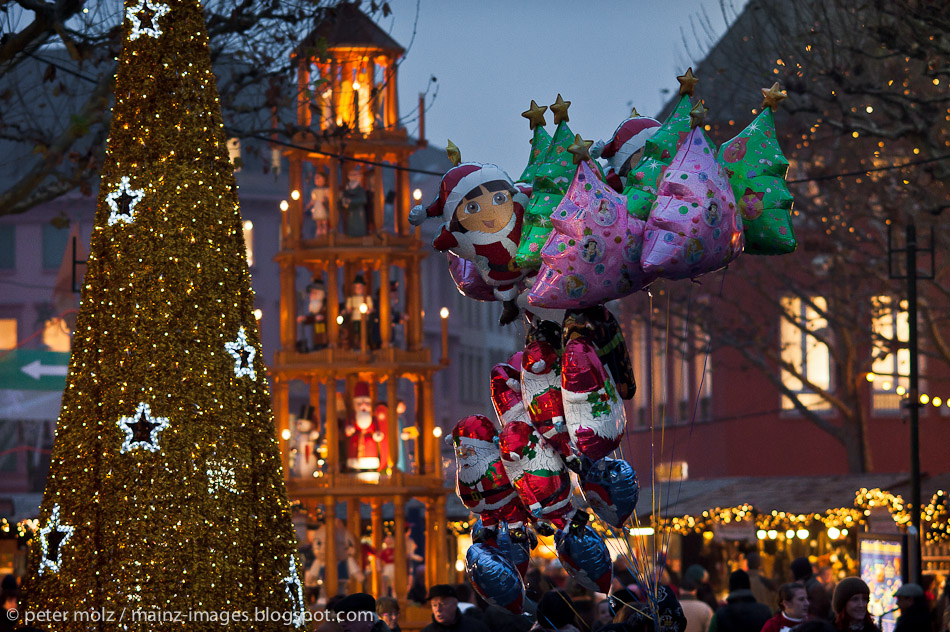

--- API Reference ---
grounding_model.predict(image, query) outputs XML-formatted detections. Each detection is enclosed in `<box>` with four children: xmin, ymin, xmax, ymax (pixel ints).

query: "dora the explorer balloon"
<box><xmin>408</xmin><ymin>142</ymin><xmax>529</xmax><ymax>325</ymax></box>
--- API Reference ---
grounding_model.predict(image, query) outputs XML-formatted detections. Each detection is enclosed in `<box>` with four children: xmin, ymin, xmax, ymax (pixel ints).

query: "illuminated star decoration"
<box><xmin>126</xmin><ymin>0</ymin><xmax>170</xmax><ymax>41</ymax></box>
<box><xmin>283</xmin><ymin>555</ymin><xmax>307</xmax><ymax>627</ymax></box>
<box><xmin>225</xmin><ymin>326</ymin><xmax>257</xmax><ymax>380</ymax></box>
<box><xmin>550</xmin><ymin>94</ymin><xmax>571</xmax><ymax>125</ymax></box>
<box><xmin>522</xmin><ymin>100</ymin><xmax>548</xmax><ymax>131</ymax></box>
<box><xmin>38</xmin><ymin>504</ymin><xmax>75</xmax><ymax>575</ymax></box>
<box><xmin>118</xmin><ymin>402</ymin><xmax>171</xmax><ymax>454</ymax></box>
<box><xmin>689</xmin><ymin>100</ymin><xmax>709</xmax><ymax>128</ymax></box>
<box><xmin>567</xmin><ymin>134</ymin><xmax>594</xmax><ymax>165</ymax></box>
<box><xmin>106</xmin><ymin>176</ymin><xmax>145</xmax><ymax>226</ymax></box>
<box><xmin>761</xmin><ymin>82</ymin><xmax>788</xmax><ymax>111</ymax></box>
<box><xmin>677</xmin><ymin>67</ymin><xmax>699</xmax><ymax>96</ymax></box>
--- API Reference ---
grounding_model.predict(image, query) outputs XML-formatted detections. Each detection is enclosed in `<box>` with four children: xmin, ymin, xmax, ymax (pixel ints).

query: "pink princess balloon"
<box><xmin>640</xmin><ymin>126</ymin><xmax>744</xmax><ymax>280</ymax></box>
<box><xmin>528</xmin><ymin>161</ymin><xmax>654</xmax><ymax>309</ymax></box>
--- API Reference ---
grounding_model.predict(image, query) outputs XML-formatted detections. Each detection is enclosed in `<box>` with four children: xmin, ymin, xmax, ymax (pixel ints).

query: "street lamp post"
<box><xmin>888</xmin><ymin>220</ymin><xmax>935</xmax><ymax>586</ymax></box>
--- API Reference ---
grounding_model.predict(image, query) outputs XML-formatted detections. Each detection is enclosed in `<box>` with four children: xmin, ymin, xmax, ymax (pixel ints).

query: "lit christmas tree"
<box><xmin>27</xmin><ymin>1</ymin><xmax>304</xmax><ymax>629</ymax></box>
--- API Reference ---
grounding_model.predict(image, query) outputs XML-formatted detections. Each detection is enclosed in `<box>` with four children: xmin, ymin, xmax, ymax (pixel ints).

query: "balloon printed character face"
<box><xmin>703</xmin><ymin>201</ymin><xmax>722</xmax><ymax>227</ymax></box>
<box><xmin>455</xmin><ymin>181</ymin><xmax>516</xmax><ymax>235</ymax></box>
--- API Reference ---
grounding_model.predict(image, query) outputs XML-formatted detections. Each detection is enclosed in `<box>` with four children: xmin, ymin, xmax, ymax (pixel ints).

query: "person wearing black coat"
<box><xmin>893</xmin><ymin>583</ymin><xmax>931</xmax><ymax>632</ymax></box>
<box><xmin>708</xmin><ymin>571</ymin><xmax>772</xmax><ymax>632</ymax></box>
<box><xmin>421</xmin><ymin>585</ymin><xmax>491</xmax><ymax>632</ymax></box>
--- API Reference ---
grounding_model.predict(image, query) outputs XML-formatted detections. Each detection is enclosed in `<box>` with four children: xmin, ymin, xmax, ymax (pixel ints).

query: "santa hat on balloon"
<box><xmin>452</xmin><ymin>414</ymin><xmax>499</xmax><ymax>448</ymax></box>
<box><xmin>591</xmin><ymin>115</ymin><xmax>662</xmax><ymax>174</ymax></box>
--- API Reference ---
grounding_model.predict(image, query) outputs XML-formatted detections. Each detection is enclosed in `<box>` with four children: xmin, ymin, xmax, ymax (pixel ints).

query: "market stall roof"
<box><xmin>639</xmin><ymin>472</ymin><xmax>950</xmax><ymax>518</ymax></box>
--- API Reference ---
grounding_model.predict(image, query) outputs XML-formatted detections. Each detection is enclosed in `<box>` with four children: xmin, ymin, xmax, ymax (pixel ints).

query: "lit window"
<box><xmin>226</xmin><ymin>138</ymin><xmax>242</xmax><ymax>171</ymax></box>
<box><xmin>870</xmin><ymin>296</ymin><xmax>913</xmax><ymax>412</ymax></box>
<box><xmin>42</xmin><ymin>317</ymin><xmax>72</xmax><ymax>352</ymax></box>
<box><xmin>780</xmin><ymin>296</ymin><xmax>832</xmax><ymax>411</ymax></box>
<box><xmin>0</xmin><ymin>318</ymin><xmax>16</xmax><ymax>349</ymax></box>
<box><xmin>242</xmin><ymin>220</ymin><xmax>254</xmax><ymax>267</ymax></box>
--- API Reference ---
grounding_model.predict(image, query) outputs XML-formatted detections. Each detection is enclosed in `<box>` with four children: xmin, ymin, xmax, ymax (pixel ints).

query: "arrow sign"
<box><xmin>0</xmin><ymin>350</ymin><xmax>71</xmax><ymax>391</ymax></box>
<box><xmin>22</xmin><ymin>359</ymin><xmax>69</xmax><ymax>380</ymax></box>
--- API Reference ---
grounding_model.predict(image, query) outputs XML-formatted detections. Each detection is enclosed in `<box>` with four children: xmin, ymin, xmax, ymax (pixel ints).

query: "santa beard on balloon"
<box><xmin>409</xmin><ymin>158</ymin><xmax>529</xmax><ymax>325</ymax></box>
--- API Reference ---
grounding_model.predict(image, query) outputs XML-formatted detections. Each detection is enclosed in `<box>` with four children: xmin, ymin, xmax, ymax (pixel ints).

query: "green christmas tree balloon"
<box><xmin>27</xmin><ymin>1</ymin><xmax>304</xmax><ymax>629</ymax></box>
<box><xmin>716</xmin><ymin>83</ymin><xmax>797</xmax><ymax>255</ymax></box>
<box><xmin>516</xmin><ymin>100</ymin><xmax>553</xmax><ymax>185</ymax></box>
<box><xmin>516</xmin><ymin>95</ymin><xmax>591</xmax><ymax>269</ymax></box>
<box><xmin>622</xmin><ymin>69</ymin><xmax>697</xmax><ymax>220</ymax></box>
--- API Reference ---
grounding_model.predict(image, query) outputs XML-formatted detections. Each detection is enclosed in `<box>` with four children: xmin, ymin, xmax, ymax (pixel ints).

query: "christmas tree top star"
<box><xmin>567</xmin><ymin>134</ymin><xmax>593</xmax><ymax>165</ymax></box>
<box><xmin>550</xmin><ymin>94</ymin><xmax>571</xmax><ymax>124</ymax></box>
<box><xmin>761</xmin><ymin>82</ymin><xmax>788</xmax><ymax>111</ymax></box>
<box><xmin>522</xmin><ymin>100</ymin><xmax>548</xmax><ymax>131</ymax></box>
<box><xmin>127</xmin><ymin>0</ymin><xmax>170</xmax><ymax>40</ymax></box>
<box><xmin>677</xmin><ymin>67</ymin><xmax>699</xmax><ymax>96</ymax></box>
<box><xmin>690</xmin><ymin>101</ymin><xmax>709</xmax><ymax>128</ymax></box>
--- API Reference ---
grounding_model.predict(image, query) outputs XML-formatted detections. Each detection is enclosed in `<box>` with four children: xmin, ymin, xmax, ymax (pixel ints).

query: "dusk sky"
<box><xmin>384</xmin><ymin>0</ymin><xmax>748</xmax><ymax>176</ymax></box>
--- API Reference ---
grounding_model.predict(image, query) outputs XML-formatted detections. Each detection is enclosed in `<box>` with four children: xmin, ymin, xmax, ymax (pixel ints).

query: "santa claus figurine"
<box><xmin>452</xmin><ymin>415</ymin><xmax>530</xmax><ymax>539</ymax></box>
<box><xmin>345</xmin><ymin>381</ymin><xmax>387</xmax><ymax>472</ymax></box>
<box><xmin>408</xmin><ymin>145</ymin><xmax>529</xmax><ymax>325</ymax></box>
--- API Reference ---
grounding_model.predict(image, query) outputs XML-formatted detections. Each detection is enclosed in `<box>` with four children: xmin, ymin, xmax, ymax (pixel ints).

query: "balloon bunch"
<box><xmin>449</xmin><ymin>310</ymin><xmax>642</xmax><ymax>612</ymax></box>
<box><xmin>417</xmin><ymin>70</ymin><xmax>795</xmax><ymax>624</ymax></box>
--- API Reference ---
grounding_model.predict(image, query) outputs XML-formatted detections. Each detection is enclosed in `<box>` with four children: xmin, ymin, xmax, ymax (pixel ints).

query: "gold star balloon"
<box><xmin>630</xmin><ymin>106</ymin><xmax>640</xmax><ymax>117</ymax></box>
<box><xmin>677</xmin><ymin>67</ymin><xmax>699</xmax><ymax>96</ymax></box>
<box><xmin>522</xmin><ymin>100</ymin><xmax>548</xmax><ymax>131</ymax></box>
<box><xmin>567</xmin><ymin>134</ymin><xmax>593</xmax><ymax>165</ymax></box>
<box><xmin>761</xmin><ymin>82</ymin><xmax>788</xmax><ymax>111</ymax></box>
<box><xmin>550</xmin><ymin>94</ymin><xmax>571</xmax><ymax>125</ymax></box>
<box><xmin>689</xmin><ymin>100</ymin><xmax>709</xmax><ymax>128</ymax></box>
<box><xmin>446</xmin><ymin>139</ymin><xmax>462</xmax><ymax>166</ymax></box>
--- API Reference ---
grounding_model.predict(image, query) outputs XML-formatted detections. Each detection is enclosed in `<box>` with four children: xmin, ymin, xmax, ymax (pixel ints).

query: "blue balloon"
<box><xmin>555</xmin><ymin>521</ymin><xmax>612</xmax><ymax>593</ymax></box>
<box><xmin>496</xmin><ymin>524</ymin><xmax>532</xmax><ymax>578</ymax></box>
<box><xmin>466</xmin><ymin>543</ymin><xmax>525</xmax><ymax>614</ymax></box>
<box><xmin>579</xmin><ymin>456</ymin><xmax>639</xmax><ymax>528</ymax></box>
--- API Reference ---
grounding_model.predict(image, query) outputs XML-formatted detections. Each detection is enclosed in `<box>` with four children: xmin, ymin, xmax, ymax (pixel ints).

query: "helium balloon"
<box><xmin>452</xmin><ymin>415</ymin><xmax>529</xmax><ymax>531</ymax></box>
<box><xmin>529</xmin><ymin>161</ymin><xmax>653</xmax><ymax>308</ymax></box>
<box><xmin>561</xmin><ymin>338</ymin><xmax>627</xmax><ymax>460</ymax></box>
<box><xmin>447</xmin><ymin>252</ymin><xmax>497</xmax><ymax>302</ymax></box>
<box><xmin>555</xmin><ymin>513</ymin><xmax>613</xmax><ymax>593</ymax></box>
<box><xmin>499</xmin><ymin>417</ymin><xmax>574</xmax><ymax>531</ymax></box>
<box><xmin>641</xmin><ymin>123</ymin><xmax>744</xmax><ymax>280</ymax></box>
<box><xmin>579</xmin><ymin>456</ymin><xmax>639</xmax><ymax>528</ymax></box>
<box><xmin>561</xmin><ymin>306</ymin><xmax>636</xmax><ymax>400</ymax></box>
<box><xmin>521</xmin><ymin>322</ymin><xmax>575</xmax><ymax>466</ymax></box>
<box><xmin>466</xmin><ymin>542</ymin><xmax>525</xmax><ymax>614</ymax></box>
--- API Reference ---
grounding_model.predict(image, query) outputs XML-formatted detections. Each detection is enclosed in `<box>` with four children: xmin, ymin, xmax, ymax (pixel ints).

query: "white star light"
<box><xmin>283</xmin><ymin>555</ymin><xmax>306</xmax><ymax>627</ymax></box>
<box><xmin>225</xmin><ymin>326</ymin><xmax>257</xmax><ymax>380</ymax></box>
<box><xmin>38</xmin><ymin>504</ymin><xmax>75</xmax><ymax>575</ymax></box>
<box><xmin>106</xmin><ymin>176</ymin><xmax>145</xmax><ymax>226</ymax></box>
<box><xmin>126</xmin><ymin>0</ymin><xmax>170</xmax><ymax>41</ymax></box>
<box><xmin>118</xmin><ymin>402</ymin><xmax>170</xmax><ymax>454</ymax></box>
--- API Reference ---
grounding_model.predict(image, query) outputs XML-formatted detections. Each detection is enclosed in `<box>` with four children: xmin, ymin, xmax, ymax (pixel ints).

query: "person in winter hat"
<box><xmin>591</xmin><ymin>115</ymin><xmax>661</xmax><ymax>189</ymax></box>
<box><xmin>409</xmin><ymin>147</ymin><xmax>528</xmax><ymax>325</ymax></box>
<box><xmin>831</xmin><ymin>577</ymin><xmax>878</xmax><ymax>632</ymax></box>
<box><xmin>533</xmin><ymin>590</ymin><xmax>579</xmax><ymax>632</ymax></box>
<box><xmin>708</xmin><ymin>570</ymin><xmax>772</xmax><ymax>632</ymax></box>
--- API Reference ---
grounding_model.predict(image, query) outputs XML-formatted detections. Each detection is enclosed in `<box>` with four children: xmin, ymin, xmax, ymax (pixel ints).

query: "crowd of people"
<box><xmin>2</xmin><ymin>556</ymin><xmax>950</xmax><ymax>632</ymax></box>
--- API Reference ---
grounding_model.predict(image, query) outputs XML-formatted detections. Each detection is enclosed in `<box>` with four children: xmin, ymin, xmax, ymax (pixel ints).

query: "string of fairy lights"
<box><xmin>437</xmin><ymin>488</ymin><xmax>950</xmax><ymax>545</ymax></box>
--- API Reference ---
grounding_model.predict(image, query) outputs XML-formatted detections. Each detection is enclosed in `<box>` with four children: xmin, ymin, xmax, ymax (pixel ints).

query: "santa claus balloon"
<box><xmin>452</xmin><ymin>415</ymin><xmax>530</xmax><ymax>537</ymax></box>
<box><xmin>409</xmin><ymin>144</ymin><xmax>529</xmax><ymax>325</ymax></box>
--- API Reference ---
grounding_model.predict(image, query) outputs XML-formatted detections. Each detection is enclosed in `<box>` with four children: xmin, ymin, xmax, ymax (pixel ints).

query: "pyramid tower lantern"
<box><xmin>274</xmin><ymin>1</ymin><xmax>451</xmax><ymax>611</ymax></box>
